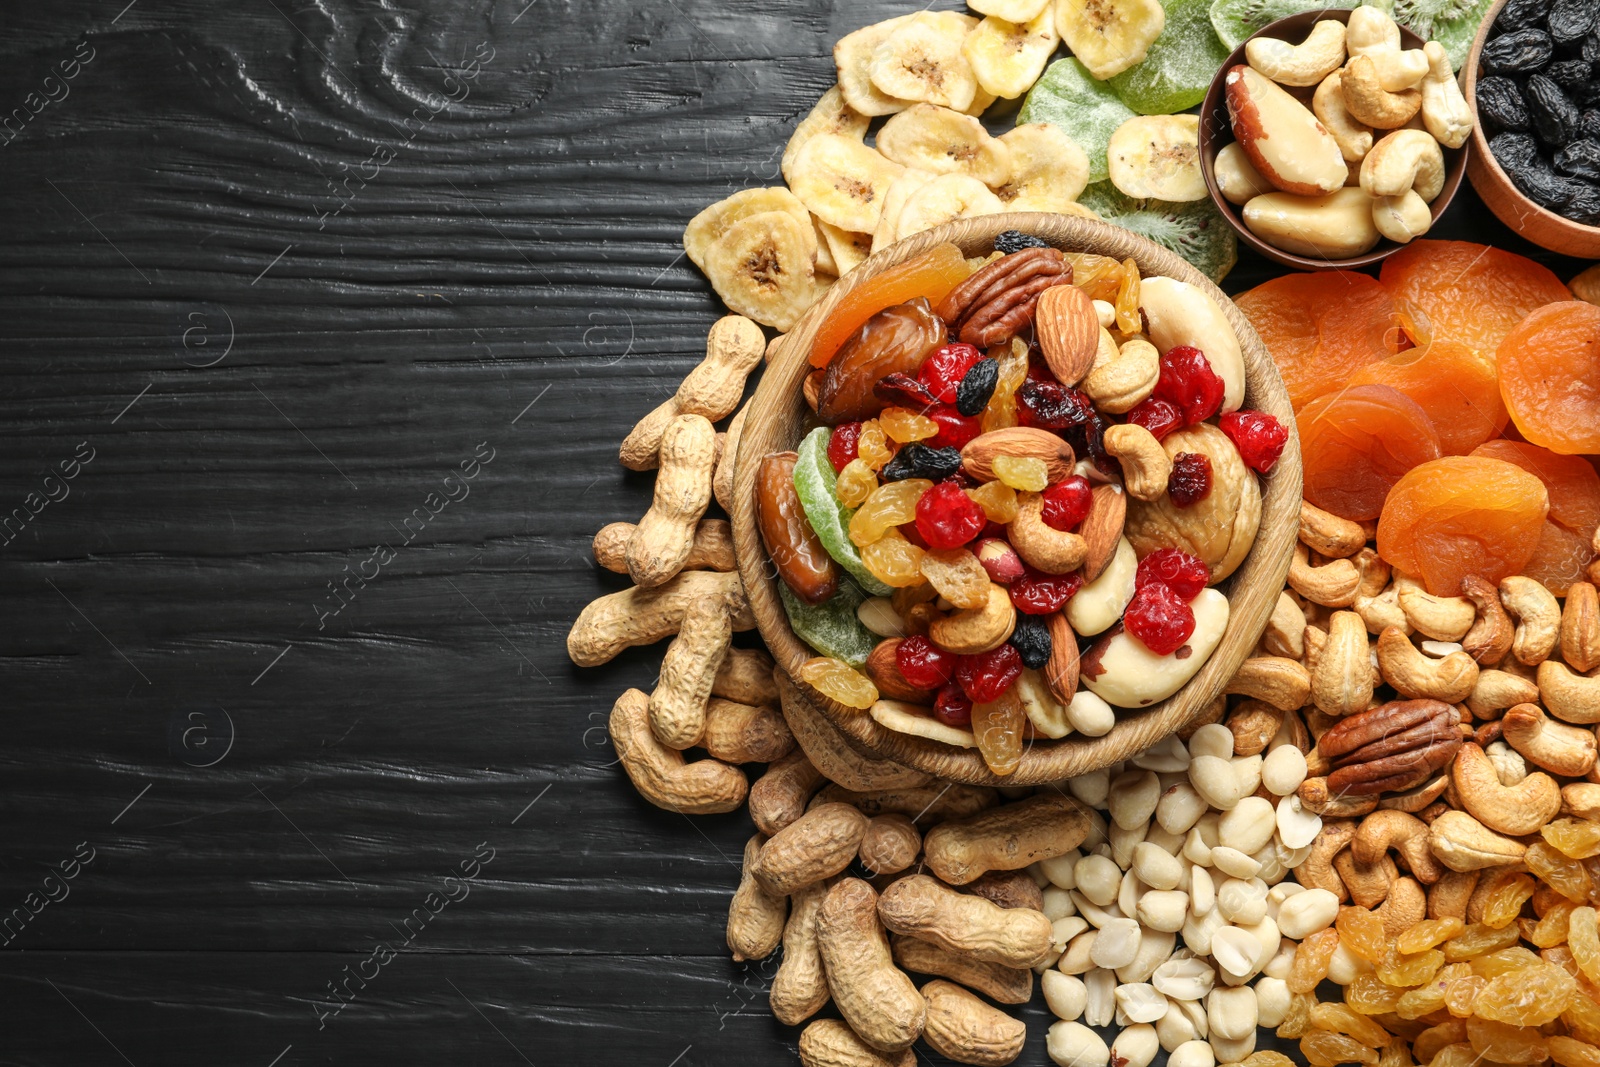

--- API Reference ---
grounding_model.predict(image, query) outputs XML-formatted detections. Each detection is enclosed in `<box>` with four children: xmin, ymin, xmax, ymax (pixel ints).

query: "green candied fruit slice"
<box><xmin>1077</xmin><ymin>181</ymin><xmax>1238</xmax><ymax>284</ymax></box>
<box><xmin>1209</xmin><ymin>0</ymin><xmax>1393</xmax><ymax>49</ymax></box>
<box><xmin>1405</xmin><ymin>0</ymin><xmax>1496</xmax><ymax>69</ymax></box>
<box><xmin>779</xmin><ymin>576</ymin><xmax>875</xmax><ymax>668</ymax></box>
<box><xmin>1018</xmin><ymin>58</ymin><xmax>1137</xmax><ymax>185</ymax></box>
<box><xmin>793</xmin><ymin>425</ymin><xmax>893</xmax><ymax>597</ymax></box>
<box><xmin>1110</xmin><ymin>0</ymin><xmax>1232</xmax><ymax>114</ymax></box>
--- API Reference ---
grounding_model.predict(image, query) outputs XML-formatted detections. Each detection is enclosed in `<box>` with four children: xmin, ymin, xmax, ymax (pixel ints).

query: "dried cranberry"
<box><xmin>915</xmin><ymin>479</ymin><xmax>986</xmax><ymax>550</ymax></box>
<box><xmin>920</xmin><ymin>343</ymin><xmax>985</xmax><ymax>404</ymax></box>
<box><xmin>1168</xmin><ymin>453</ymin><xmax>1213</xmax><ymax>507</ymax></box>
<box><xmin>980</xmin><ymin>520</ymin><xmax>1009</xmax><ymax>541</ymax></box>
<box><xmin>1040</xmin><ymin>475</ymin><xmax>1094</xmax><ymax>531</ymax></box>
<box><xmin>898</xmin><ymin>521</ymin><xmax>929</xmax><ymax>550</ymax></box>
<box><xmin>955</xmin><ymin>644</ymin><xmax>1023</xmax><ymax>703</ymax></box>
<box><xmin>1018</xmin><ymin>379</ymin><xmax>1093</xmax><ymax>430</ymax></box>
<box><xmin>827</xmin><ymin>422</ymin><xmax>862</xmax><ymax>473</ymax></box>
<box><xmin>1026</xmin><ymin>354</ymin><xmax>1056</xmax><ymax>384</ymax></box>
<box><xmin>1135</xmin><ymin>547</ymin><xmax>1210</xmax><ymax>601</ymax></box>
<box><xmin>1152</xmin><ymin>346</ymin><xmax>1226</xmax><ymax>426</ymax></box>
<box><xmin>1009</xmin><ymin>565</ymin><xmax>1083</xmax><ymax>614</ymax></box>
<box><xmin>933</xmin><ymin>683</ymin><xmax>973</xmax><ymax>727</ymax></box>
<box><xmin>1126</xmin><ymin>397</ymin><xmax>1184</xmax><ymax>441</ymax></box>
<box><xmin>1219</xmin><ymin>410</ymin><xmax>1288</xmax><ymax>473</ymax></box>
<box><xmin>897</xmin><ymin>634</ymin><xmax>956</xmax><ymax>689</ymax></box>
<box><xmin>927</xmin><ymin>406</ymin><xmax>982</xmax><ymax>450</ymax></box>
<box><xmin>1124</xmin><ymin>582</ymin><xmax>1195</xmax><ymax>656</ymax></box>
<box><xmin>873</xmin><ymin>373</ymin><xmax>939</xmax><ymax>412</ymax></box>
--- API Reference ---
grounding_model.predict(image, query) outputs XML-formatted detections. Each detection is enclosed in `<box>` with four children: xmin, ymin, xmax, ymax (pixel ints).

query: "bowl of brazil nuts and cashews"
<box><xmin>730</xmin><ymin>212</ymin><xmax>1303</xmax><ymax>787</ymax></box>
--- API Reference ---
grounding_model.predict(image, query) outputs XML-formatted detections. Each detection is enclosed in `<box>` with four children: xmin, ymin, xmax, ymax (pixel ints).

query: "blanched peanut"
<box><xmin>1047</xmin><ymin>1021</ymin><xmax>1110</xmax><ymax>1067</ymax></box>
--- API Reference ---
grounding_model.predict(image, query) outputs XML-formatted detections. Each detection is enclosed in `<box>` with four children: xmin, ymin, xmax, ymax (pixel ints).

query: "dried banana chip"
<box><xmin>970</xmin><ymin>0</ymin><xmax>1053</xmax><ymax>22</ymax></box>
<box><xmin>685</xmin><ymin>187</ymin><xmax>816</xmax><ymax>272</ymax></box>
<box><xmin>834</xmin><ymin>15</ymin><xmax>918</xmax><ymax>117</ymax></box>
<box><xmin>895</xmin><ymin>173</ymin><xmax>1005</xmax><ymax>242</ymax></box>
<box><xmin>811</xmin><ymin>216</ymin><xmax>838</xmax><ymax>275</ymax></box>
<box><xmin>871</xmin><ymin>169</ymin><xmax>937</xmax><ymax>254</ymax></box>
<box><xmin>782</xmin><ymin>86</ymin><xmax>870</xmax><ymax>185</ymax></box>
<box><xmin>1054</xmin><ymin>0</ymin><xmax>1166</xmax><ymax>80</ymax></box>
<box><xmin>994</xmin><ymin>122</ymin><xmax>1091</xmax><ymax>211</ymax></box>
<box><xmin>818</xmin><ymin>222</ymin><xmax>874</xmax><ymax>279</ymax></box>
<box><xmin>869</xmin><ymin>12</ymin><xmax>981</xmax><ymax>113</ymax></box>
<box><xmin>876</xmin><ymin>103</ymin><xmax>1013</xmax><ymax>186</ymax></box>
<box><xmin>1106</xmin><ymin>114</ymin><xmax>1205</xmax><ymax>202</ymax></box>
<box><xmin>787</xmin><ymin>133</ymin><xmax>905</xmax><ymax>234</ymax></box>
<box><xmin>702</xmin><ymin>211</ymin><xmax>823</xmax><ymax>332</ymax></box>
<box><xmin>963</xmin><ymin>10</ymin><xmax>1061</xmax><ymax>100</ymax></box>
<box><xmin>966</xmin><ymin>86</ymin><xmax>999</xmax><ymax>117</ymax></box>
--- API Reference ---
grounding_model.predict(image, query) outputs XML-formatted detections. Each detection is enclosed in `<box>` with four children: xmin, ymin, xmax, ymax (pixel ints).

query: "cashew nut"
<box><xmin>1427</xmin><ymin>868</ymin><xmax>1478</xmax><ymax>919</ymax></box>
<box><xmin>1374</xmin><ymin>876</ymin><xmax>1427</xmax><ymax>937</ymax></box>
<box><xmin>1335</xmin><ymin>848</ymin><xmax>1396</xmax><ymax>907</ymax></box>
<box><xmin>1345</xmin><ymin>6</ymin><xmax>1400</xmax><ymax>59</ymax></box>
<box><xmin>1426</xmin><ymin>809</ymin><xmax>1527</xmax><ymax>872</ymax></box>
<box><xmin>1500</xmin><ymin>702</ymin><xmax>1598</xmax><ymax>777</ymax></box>
<box><xmin>1300</xmin><ymin>818</ymin><xmax>1357</xmax><ymax>901</ymax></box>
<box><xmin>1361</xmin><ymin>129</ymin><xmax>1446</xmax><ymax>206</ymax></box>
<box><xmin>1450</xmin><ymin>741</ymin><xmax>1561</xmax><ymax>837</ymax></box>
<box><xmin>1214</xmin><ymin>142</ymin><xmax>1274</xmax><ymax>206</ymax></box>
<box><xmin>1264</xmin><ymin>591</ymin><xmax>1307</xmax><ymax>660</ymax></box>
<box><xmin>1354</xmin><ymin>584</ymin><xmax>1410</xmax><ymax>636</ymax></box>
<box><xmin>1225</xmin><ymin>656</ymin><xmax>1312</xmax><ymax>712</ymax></box>
<box><xmin>1009</xmin><ymin>492</ymin><xmax>1088</xmax><ymax>575</ymax></box>
<box><xmin>1300</xmin><ymin>501</ymin><xmax>1367</xmax><ymax>559</ymax></box>
<box><xmin>1502</xmin><ymin>575</ymin><xmax>1561</xmax><ymax>665</ymax></box>
<box><xmin>1083</xmin><ymin>338</ymin><xmax>1160</xmax><ymax>414</ymax></box>
<box><xmin>1465</xmin><ymin>669</ymin><xmax>1541</xmax><ymax>719</ymax></box>
<box><xmin>1369</xmin><ymin>49</ymin><xmax>1430</xmax><ymax>91</ymax></box>
<box><xmin>1289</xmin><ymin>542</ymin><xmax>1361</xmax><ymax>607</ymax></box>
<box><xmin>1313</xmin><ymin>70</ymin><xmax>1374</xmax><ymax>163</ymax></box>
<box><xmin>1341</xmin><ymin>54</ymin><xmax>1422</xmax><ymax>130</ymax></box>
<box><xmin>1396</xmin><ymin>575</ymin><xmax>1476</xmax><ymax>641</ymax></box>
<box><xmin>1564</xmin><ymin>783</ymin><xmax>1600</xmax><ymax>820</ymax></box>
<box><xmin>1371</xmin><ymin>191</ymin><xmax>1433</xmax><ymax>243</ymax></box>
<box><xmin>1312</xmin><ymin>611</ymin><xmax>1375</xmax><ymax>717</ymax></box>
<box><xmin>1460</xmin><ymin>575</ymin><xmax>1514</xmax><ymax>666</ymax></box>
<box><xmin>928</xmin><ymin>582</ymin><xmax>1016</xmax><ymax>656</ymax></box>
<box><xmin>1349</xmin><ymin>809</ymin><xmax>1443</xmax><ymax>885</ymax></box>
<box><xmin>1418</xmin><ymin>41</ymin><xmax>1473</xmax><ymax>149</ymax></box>
<box><xmin>1562</xmin><ymin>582</ymin><xmax>1600</xmax><ymax>674</ymax></box>
<box><xmin>1246</xmin><ymin>19</ymin><xmax>1347</xmax><ymax>86</ymax></box>
<box><xmin>1103</xmin><ymin>424</ymin><xmax>1171</xmax><ymax>502</ymax></box>
<box><xmin>1538</xmin><ymin>659</ymin><xmax>1600</xmax><ymax>725</ymax></box>
<box><xmin>1354</xmin><ymin>549</ymin><xmax>1391</xmax><ymax>600</ymax></box>
<box><xmin>1377</xmin><ymin>626</ymin><xmax>1479</xmax><ymax>702</ymax></box>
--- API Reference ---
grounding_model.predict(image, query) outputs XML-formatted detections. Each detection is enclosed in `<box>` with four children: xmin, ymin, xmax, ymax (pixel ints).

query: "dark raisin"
<box><xmin>1492</xmin><ymin>129</ymin><xmax>1544</xmax><ymax>168</ymax></box>
<box><xmin>1550</xmin><ymin>59</ymin><xmax>1594</xmax><ymax>91</ymax></box>
<box><xmin>1550</xmin><ymin>0</ymin><xmax>1599</xmax><ymax>46</ymax></box>
<box><xmin>954</xmin><ymin>358</ymin><xmax>999</xmax><ymax>417</ymax></box>
<box><xmin>1007</xmin><ymin>613</ymin><xmax>1052</xmax><ymax>670</ymax></box>
<box><xmin>1582</xmin><ymin>80</ymin><xmax>1600</xmax><ymax>108</ymax></box>
<box><xmin>1584</xmin><ymin>109</ymin><xmax>1600</xmax><ymax>139</ymax></box>
<box><xmin>1478</xmin><ymin>76</ymin><xmax>1532</xmax><ymax>130</ymax></box>
<box><xmin>874</xmin><ymin>372</ymin><xmax>939</xmax><ymax>411</ymax></box>
<box><xmin>1528</xmin><ymin>74</ymin><xmax>1584</xmax><ymax>144</ymax></box>
<box><xmin>1585</xmin><ymin>31</ymin><xmax>1600</xmax><ymax>63</ymax></box>
<box><xmin>1484</xmin><ymin>28</ymin><xmax>1556</xmax><ymax>74</ymax></box>
<box><xmin>1497</xmin><ymin>0</ymin><xmax>1552</xmax><ymax>34</ymax></box>
<box><xmin>994</xmin><ymin>230</ymin><xmax>1050</xmax><ymax>254</ymax></box>
<box><xmin>881</xmin><ymin>443</ymin><xmax>964</xmax><ymax>483</ymax></box>
<box><xmin>1557</xmin><ymin>138</ymin><xmax>1600</xmax><ymax>180</ymax></box>
<box><xmin>1075</xmin><ymin>408</ymin><xmax>1116</xmax><ymax>479</ymax></box>
<box><xmin>1511</xmin><ymin>154</ymin><xmax>1587</xmax><ymax>210</ymax></box>
<box><xmin>1018</xmin><ymin>379</ymin><xmax>1093</xmax><ymax>430</ymax></box>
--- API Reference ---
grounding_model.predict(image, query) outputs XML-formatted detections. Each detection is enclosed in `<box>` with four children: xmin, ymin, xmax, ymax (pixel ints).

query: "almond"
<box><xmin>1035</xmin><ymin>284</ymin><xmax>1099</xmax><ymax>386</ymax></box>
<box><xmin>960</xmin><ymin>427</ymin><xmax>1074</xmax><ymax>484</ymax></box>
<box><xmin>1078</xmin><ymin>483</ymin><xmax>1127</xmax><ymax>583</ymax></box>
<box><xmin>865</xmin><ymin>638</ymin><xmax>935</xmax><ymax>705</ymax></box>
<box><xmin>1044</xmin><ymin>612</ymin><xmax>1079</xmax><ymax>708</ymax></box>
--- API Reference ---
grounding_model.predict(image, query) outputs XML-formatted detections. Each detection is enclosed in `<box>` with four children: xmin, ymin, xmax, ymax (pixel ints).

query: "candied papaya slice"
<box><xmin>1377</xmin><ymin>456</ymin><xmax>1550</xmax><ymax>596</ymax></box>
<box><xmin>809</xmin><ymin>242</ymin><xmax>969</xmax><ymax>368</ymax></box>
<box><xmin>1299</xmin><ymin>384</ymin><xmax>1443</xmax><ymax>521</ymax></box>
<box><xmin>1498</xmin><ymin>301</ymin><xmax>1600</xmax><ymax>456</ymax></box>
<box><xmin>1234</xmin><ymin>272</ymin><xmax>1394</xmax><ymax>411</ymax></box>
<box><xmin>1380</xmin><ymin>240</ymin><xmax>1572</xmax><ymax>358</ymax></box>
<box><xmin>1472</xmin><ymin>440</ymin><xmax>1600</xmax><ymax>594</ymax></box>
<box><xmin>1347</xmin><ymin>341</ymin><xmax>1508</xmax><ymax>456</ymax></box>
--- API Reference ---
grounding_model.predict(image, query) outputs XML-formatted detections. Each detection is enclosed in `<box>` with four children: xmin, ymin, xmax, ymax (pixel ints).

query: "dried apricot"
<box><xmin>1377</xmin><ymin>457</ymin><xmax>1549</xmax><ymax>596</ymax></box>
<box><xmin>1235</xmin><ymin>272</ymin><xmax>1395</xmax><ymax>411</ymax></box>
<box><xmin>1379</xmin><ymin>239</ymin><xmax>1571</xmax><ymax>358</ymax></box>
<box><xmin>1472</xmin><ymin>440</ymin><xmax>1600</xmax><ymax>594</ymax></box>
<box><xmin>1498</xmin><ymin>301</ymin><xmax>1600</xmax><ymax>455</ymax></box>
<box><xmin>1300</xmin><ymin>385</ymin><xmax>1443</xmax><ymax>521</ymax></box>
<box><xmin>809</xmin><ymin>243</ymin><xmax>968</xmax><ymax>368</ymax></box>
<box><xmin>1346</xmin><ymin>341</ymin><xmax>1508</xmax><ymax>456</ymax></box>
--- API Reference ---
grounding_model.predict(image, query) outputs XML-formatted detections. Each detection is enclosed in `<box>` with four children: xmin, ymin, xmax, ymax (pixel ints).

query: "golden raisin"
<box><xmin>1466</xmin><ymin>1015</ymin><xmax>1550</xmax><ymax>1064</ymax></box>
<box><xmin>1413</xmin><ymin>1021</ymin><xmax>1467</xmax><ymax>1064</ymax></box>
<box><xmin>1115</xmin><ymin>257</ymin><xmax>1141</xmax><ymax>334</ymax></box>
<box><xmin>1377</xmin><ymin>1041</ymin><xmax>1414</xmax><ymax>1067</ymax></box>
<box><xmin>1481</xmin><ymin>873</ymin><xmax>1537</xmax><ymax>929</ymax></box>
<box><xmin>1545</xmin><ymin>944</ymin><xmax>1580</xmax><ymax>978</ymax></box>
<box><xmin>798</xmin><ymin>656</ymin><xmax>878</xmax><ymax>710</ymax></box>
<box><xmin>1550</xmin><ymin>1035</ymin><xmax>1600</xmax><ymax>1067</ymax></box>
<box><xmin>1472</xmin><ymin>961</ymin><xmax>1576</xmax><ymax>1026</ymax></box>
<box><xmin>861</xmin><ymin>528</ymin><xmax>927</xmax><ymax>588</ymax></box>
<box><xmin>992</xmin><ymin>454</ymin><xmax>1049</xmax><ymax>491</ymax></box>
<box><xmin>1422</xmin><ymin>1044</ymin><xmax>1475</xmax><ymax>1067</ymax></box>
<box><xmin>1445</xmin><ymin>973</ymin><xmax>1486</xmax><ymax>1018</ymax></box>
<box><xmin>1533</xmin><ymin>899</ymin><xmax>1579</xmax><ymax>948</ymax></box>
<box><xmin>1545</xmin><ymin>819</ymin><xmax>1600</xmax><ymax>860</ymax></box>
<box><xmin>1471</xmin><ymin>947</ymin><xmax>1543</xmax><ymax>978</ymax></box>
<box><xmin>1378</xmin><ymin>945</ymin><xmax>1443</xmax><ymax>988</ymax></box>
<box><xmin>1301</xmin><ymin>1031</ymin><xmax>1380</xmax><ymax>1066</ymax></box>
<box><xmin>1338</xmin><ymin>907</ymin><xmax>1389</xmax><ymax>964</ymax></box>
<box><xmin>971</xmin><ymin>689</ymin><xmax>1025</xmax><ymax>777</ymax></box>
<box><xmin>878</xmin><ymin>406</ymin><xmax>938</xmax><ymax>444</ymax></box>
<box><xmin>1279</xmin><ymin>992</ymin><xmax>1314</xmax><ymax>1038</ymax></box>
<box><xmin>1312</xmin><ymin>1002</ymin><xmax>1392</xmax><ymax>1046</ymax></box>
<box><xmin>1291</xmin><ymin>928</ymin><xmax>1343</xmax><ymax>992</ymax></box>
<box><xmin>1566</xmin><ymin>992</ymin><xmax>1600</xmax><ymax>1045</ymax></box>
<box><xmin>966</xmin><ymin>480</ymin><xmax>1018</xmax><ymax>523</ymax></box>
<box><xmin>1529</xmin><ymin>840</ymin><xmax>1596</xmax><ymax>903</ymax></box>
<box><xmin>1444</xmin><ymin>922</ymin><xmax>1522</xmax><ymax>961</ymax></box>
<box><xmin>849</xmin><ymin>479</ymin><xmax>930</xmax><ymax>546</ymax></box>
<box><xmin>857</xmin><ymin>420</ymin><xmax>893</xmax><ymax>471</ymax></box>
<box><xmin>836</xmin><ymin>458</ymin><xmax>877</xmax><ymax>508</ymax></box>
<box><xmin>1570</xmin><ymin>907</ymin><xmax>1600</xmax><ymax>986</ymax></box>
<box><xmin>1349</xmin><ymin>973</ymin><xmax>1407</xmax><ymax>1015</ymax></box>
<box><xmin>1399</xmin><ymin>918</ymin><xmax>1465</xmax><ymax>955</ymax></box>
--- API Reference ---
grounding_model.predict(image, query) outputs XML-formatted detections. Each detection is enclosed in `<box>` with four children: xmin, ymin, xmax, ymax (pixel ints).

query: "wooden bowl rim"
<box><xmin>730</xmin><ymin>212</ymin><xmax>1303</xmax><ymax>786</ymax></box>
<box><xmin>1197</xmin><ymin>8</ymin><xmax>1471</xmax><ymax>271</ymax></box>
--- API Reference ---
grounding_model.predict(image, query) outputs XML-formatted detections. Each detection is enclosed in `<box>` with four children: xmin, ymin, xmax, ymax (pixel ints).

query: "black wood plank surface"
<box><xmin>0</xmin><ymin>1</ymin><xmax>1587</xmax><ymax>1064</ymax></box>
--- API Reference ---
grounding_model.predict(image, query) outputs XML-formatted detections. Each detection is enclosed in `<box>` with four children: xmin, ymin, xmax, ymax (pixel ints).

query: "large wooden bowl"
<box><xmin>731</xmin><ymin>213</ymin><xmax>1301</xmax><ymax>786</ymax></box>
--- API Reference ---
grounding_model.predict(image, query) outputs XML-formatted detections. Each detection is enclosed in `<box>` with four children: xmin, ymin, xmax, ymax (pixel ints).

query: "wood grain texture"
<box><xmin>0</xmin><ymin>0</ymin><xmax>1587</xmax><ymax>1062</ymax></box>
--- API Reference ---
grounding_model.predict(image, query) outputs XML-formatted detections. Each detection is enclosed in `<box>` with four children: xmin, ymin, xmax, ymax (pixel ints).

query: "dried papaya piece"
<box><xmin>1347</xmin><ymin>341</ymin><xmax>1508</xmax><ymax>456</ymax></box>
<box><xmin>1379</xmin><ymin>239</ymin><xmax>1571</xmax><ymax>358</ymax></box>
<box><xmin>1235</xmin><ymin>272</ymin><xmax>1394</xmax><ymax>411</ymax></box>
<box><xmin>1299</xmin><ymin>384</ymin><xmax>1443</xmax><ymax>521</ymax></box>
<box><xmin>1497</xmin><ymin>301</ymin><xmax>1600</xmax><ymax>456</ymax></box>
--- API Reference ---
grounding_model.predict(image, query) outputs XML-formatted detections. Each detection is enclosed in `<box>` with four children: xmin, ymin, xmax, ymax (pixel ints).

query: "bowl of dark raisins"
<box><xmin>1465</xmin><ymin>0</ymin><xmax>1600</xmax><ymax>255</ymax></box>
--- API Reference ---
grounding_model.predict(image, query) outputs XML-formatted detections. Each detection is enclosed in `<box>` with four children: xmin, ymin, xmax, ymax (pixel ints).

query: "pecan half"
<box><xmin>936</xmin><ymin>248</ymin><xmax>1070</xmax><ymax>348</ymax></box>
<box><xmin>1317</xmin><ymin>699</ymin><xmax>1462</xmax><ymax>797</ymax></box>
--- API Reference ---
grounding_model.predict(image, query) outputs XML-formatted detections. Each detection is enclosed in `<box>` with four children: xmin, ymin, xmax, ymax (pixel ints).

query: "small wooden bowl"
<box><xmin>1463</xmin><ymin>0</ymin><xmax>1600</xmax><ymax>257</ymax></box>
<box><xmin>1198</xmin><ymin>8</ymin><xmax>1470</xmax><ymax>271</ymax></box>
<box><xmin>730</xmin><ymin>213</ymin><xmax>1302</xmax><ymax>786</ymax></box>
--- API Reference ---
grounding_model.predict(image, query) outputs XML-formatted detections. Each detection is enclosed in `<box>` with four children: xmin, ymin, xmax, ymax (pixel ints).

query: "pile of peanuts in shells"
<box><xmin>567</xmin><ymin>296</ymin><xmax>1600</xmax><ymax>1067</ymax></box>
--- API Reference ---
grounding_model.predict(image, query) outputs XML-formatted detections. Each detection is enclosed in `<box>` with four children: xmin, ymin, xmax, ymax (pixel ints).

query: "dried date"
<box><xmin>756</xmin><ymin>451</ymin><xmax>841</xmax><ymax>605</ymax></box>
<box><xmin>1484</xmin><ymin>28</ymin><xmax>1556</xmax><ymax>74</ymax></box>
<box><xmin>1528</xmin><ymin>74</ymin><xmax>1583</xmax><ymax>145</ymax></box>
<box><xmin>1479</xmin><ymin>76</ymin><xmax>1532</xmax><ymax>130</ymax></box>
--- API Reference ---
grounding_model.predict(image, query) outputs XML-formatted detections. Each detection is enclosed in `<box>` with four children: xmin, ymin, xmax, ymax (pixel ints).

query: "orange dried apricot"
<box><xmin>1472</xmin><ymin>441</ymin><xmax>1600</xmax><ymax>594</ymax></box>
<box><xmin>1379</xmin><ymin>239</ymin><xmax>1571</xmax><ymax>358</ymax></box>
<box><xmin>1346</xmin><ymin>341</ymin><xmax>1508</xmax><ymax>456</ymax></box>
<box><xmin>1235</xmin><ymin>272</ymin><xmax>1394</xmax><ymax>411</ymax></box>
<box><xmin>1377</xmin><ymin>457</ymin><xmax>1549</xmax><ymax>596</ymax></box>
<box><xmin>1299</xmin><ymin>384</ymin><xmax>1443</xmax><ymax>521</ymax></box>
<box><xmin>1498</xmin><ymin>301</ymin><xmax>1600</xmax><ymax>456</ymax></box>
<box><xmin>809</xmin><ymin>243</ymin><xmax>969</xmax><ymax>368</ymax></box>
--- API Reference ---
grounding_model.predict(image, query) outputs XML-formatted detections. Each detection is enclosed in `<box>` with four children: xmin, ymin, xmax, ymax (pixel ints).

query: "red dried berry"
<box><xmin>897</xmin><ymin>634</ymin><xmax>956</xmax><ymax>689</ymax></box>
<box><xmin>1018</xmin><ymin>379</ymin><xmax>1093</xmax><ymax>431</ymax></box>
<box><xmin>1123</xmin><ymin>582</ymin><xmax>1196</xmax><ymax>655</ymax></box>
<box><xmin>1219</xmin><ymin>410</ymin><xmax>1288</xmax><ymax>473</ymax></box>
<box><xmin>1040</xmin><ymin>475</ymin><xmax>1094</xmax><ymax>531</ymax></box>
<box><xmin>898</xmin><ymin>521</ymin><xmax>929</xmax><ymax>550</ymax></box>
<box><xmin>927</xmin><ymin>406</ymin><xmax>982</xmax><ymax>451</ymax></box>
<box><xmin>920</xmin><ymin>343</ymin><xmax>985</xmax><ymax>404</ymax></box>
<box><xmin>1168</xmin><ymin>453</ymin><xmax>1213</xmax><ymax>507</ymax></box>
<box><xmin>874</xmin><ymin>373</ymin><xmax>939</xmax><ymax>412</ymax></box>
<box><xmin>1136</xmin><ymin>547</ymin><xmax>1210</xmax><ymax>601</ymax></box>
<box><xmin>933</xmin><ymin>682</ymin><xmax>973</xmax><ymax>727</ymax></box>
<box><xmin>1125</xmin><ymin>397</ymin><xmax>1184</xmax><ymax>441</ymax></box>
<box><xmin>1026</xmin><ymin>354</ymin><xmax>1055</xmax><ymax>384</ymax></box>
<box><xmin>828</xmin><ymin>422</ymin><xmax>863</xmax><ymax>473</ymax></box>
<box><xmin>955</xmin><ymin>644</ymin><xmax>1023</xmax><ymax>703</ymax></box>
<box><xmin>1009</xmin><ymin>565</ymin><xmax>1084</xmax><ymax>614</ymax></box>
<box><xmin>915</xmin><ymin>479</ymin><xmax>986</xmax><ymax>550</ymax></box>
<box><xmin>1152</xmin><ymin>345</ymin><xmax>1225</xmax><ymax>426</ymax></box>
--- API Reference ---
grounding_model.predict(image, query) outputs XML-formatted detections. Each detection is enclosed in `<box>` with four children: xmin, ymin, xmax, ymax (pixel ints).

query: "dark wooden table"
<box><xmin>0</xmin><ymin>2</ymin><xmax>1584</xmax><ymax>1063</ymax></box>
